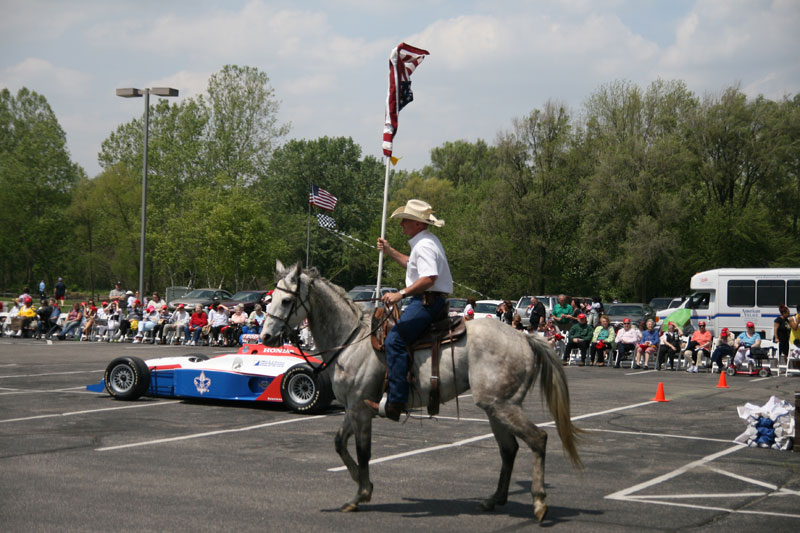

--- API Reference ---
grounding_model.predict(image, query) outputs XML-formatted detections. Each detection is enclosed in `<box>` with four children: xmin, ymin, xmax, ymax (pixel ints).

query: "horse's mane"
<box><xmin>302</xmin><ymin>268</ymin><xmax>362</xmax><ymax>318</ymax></box>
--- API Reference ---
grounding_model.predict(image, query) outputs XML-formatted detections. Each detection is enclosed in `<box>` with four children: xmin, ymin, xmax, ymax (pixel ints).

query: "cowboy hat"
<box><xmin>390</xmin><ymin>199</ymin><xmax>444</xmax><ymax>227</ymax></box>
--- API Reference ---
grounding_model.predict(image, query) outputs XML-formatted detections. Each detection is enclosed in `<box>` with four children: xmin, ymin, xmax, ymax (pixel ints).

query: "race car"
<box><xmin>86</xmin><ymin>344</ymin><xmax>334</xmax><ymax>414</ymax></box>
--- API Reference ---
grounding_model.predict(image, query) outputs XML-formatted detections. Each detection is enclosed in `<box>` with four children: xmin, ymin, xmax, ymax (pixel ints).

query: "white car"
<box><xmin>473</xmin><ymin>299</ymin><xmax>503</xmax><ymax>320</ymax></box>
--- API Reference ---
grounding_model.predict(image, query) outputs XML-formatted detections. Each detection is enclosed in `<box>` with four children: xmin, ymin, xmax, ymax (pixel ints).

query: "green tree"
<box><xmin>0</xmin><ymin>87</ymin><xmax>82</xmax><ymax>291</ymax></box>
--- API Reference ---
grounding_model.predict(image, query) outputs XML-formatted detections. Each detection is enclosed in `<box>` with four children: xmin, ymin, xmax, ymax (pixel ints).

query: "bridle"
<box><xmin>268</xmin><ymin>273</ymin><xmax>394</xmax><ymax>375</ymax></box>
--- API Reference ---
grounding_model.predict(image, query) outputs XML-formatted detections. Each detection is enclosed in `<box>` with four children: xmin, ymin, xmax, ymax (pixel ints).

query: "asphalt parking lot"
<box><xmin>1</xmin><ymin>339</ymin><xmax>799</xmax><ymax>532</ymax></box>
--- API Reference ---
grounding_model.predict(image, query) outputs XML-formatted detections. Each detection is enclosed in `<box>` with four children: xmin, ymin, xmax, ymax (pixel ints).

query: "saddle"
<box><xmin>371</xmin><ymin>304</ymin><xmax>467</xmax><ymax>416</ymax></box>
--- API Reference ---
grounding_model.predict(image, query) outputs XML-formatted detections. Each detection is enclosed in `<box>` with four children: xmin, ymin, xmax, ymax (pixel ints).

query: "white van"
<box><xmin>655</xmin><ymin>268</ymin><xmax>800</xmax><ymax>337</ymax></box>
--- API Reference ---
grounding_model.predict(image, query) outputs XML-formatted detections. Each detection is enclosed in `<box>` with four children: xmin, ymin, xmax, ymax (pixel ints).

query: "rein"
<box><xmin>273</xmin><ymin>278</ymin><xmax>395</xmax><ymax>375</ymax></box>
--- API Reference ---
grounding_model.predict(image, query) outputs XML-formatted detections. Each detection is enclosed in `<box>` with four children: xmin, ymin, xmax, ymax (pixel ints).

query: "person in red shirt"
<box><xmin>684</xmin><ymin>320</ymin><xmax>713</xmax><ymax>373</ymax></box>
<box><xmin>184</xmin><ymin>304</ymin><xmax>208</xmax><ymax>346</ymax></box>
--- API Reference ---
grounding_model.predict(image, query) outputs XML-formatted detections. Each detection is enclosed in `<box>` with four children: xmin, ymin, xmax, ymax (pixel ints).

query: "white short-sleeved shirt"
<box><xmin>406</xmin><ymin>229</ymin><xmax>453</xmax><ymax>294</ymax></box>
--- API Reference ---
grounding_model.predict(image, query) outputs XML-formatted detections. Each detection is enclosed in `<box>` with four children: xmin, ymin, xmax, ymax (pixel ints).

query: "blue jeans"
<box><xmin>385</xmin><ymin>295</ymin><xmax>447</xmax><ymax>404</ymax></box>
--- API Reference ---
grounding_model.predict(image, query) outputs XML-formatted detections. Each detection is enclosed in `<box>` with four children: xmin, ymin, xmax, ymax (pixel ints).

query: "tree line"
<box><xmin>1</xmin><ymin>67</ymin><xmax>798</xmax><ymax>302</ymax></box>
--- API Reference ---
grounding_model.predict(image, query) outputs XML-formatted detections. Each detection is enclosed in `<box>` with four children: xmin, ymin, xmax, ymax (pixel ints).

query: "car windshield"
<box><xmin>183</xmin><ymin>289</ymin><xmax>215</xmax><ymax>299</ymax></box>
<box><xmin>348</xmin><ymin>290</ymin><xmax>374</xmax><ymax>301</ymax></box>
<box><xmin>230</xmin><ymin>291</ymin><xmax>262</xmax><ymax>302</ymax></box>
<box><xmin>517</xmin><ymin>297</ymin><xmax>532</xmax><ymax>308</ymax></box>
<box><xmin>449</xmin><ymin>298</ymin><xmax>467</xmax><ymax>311</ymax></box>
<box><xmin>606</xmin><ymin>305</ymin><xmax>644</xmax><ymax>317</ymax></box>
<box><xmin>649</xmin><ymin>298</ymin><xmax>672</xmax><ymax>308</ymax></box>
<box><xmin>475</xmin><ymin>302</ymin><xmax>497</xmax><ymax>313</ymax></box>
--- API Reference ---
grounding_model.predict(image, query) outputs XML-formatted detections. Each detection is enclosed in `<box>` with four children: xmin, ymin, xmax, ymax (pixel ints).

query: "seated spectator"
<box><xmin>184</xmin><ymin>304</ymin><xmax>208</xmax><ymax>346</ymax></box>
<box><xmin>147</xmin><ymin>291</ymin><xmax>163</xmax><ymax>311</ymax></box>
<box><xmin>35</xmin><ymin>298</ymin><xmax>55</xmax><ymax>339</ymax></box>
<box><xmin>244</xmin><ymin>304</ymin><xmax>266</xmax><ymax>335</ymax></box>
<box><xmin>657</xmin><ymin>321</ymin><xmax>683</xmax><ymax>370</ymax></box>
<box><xmin>152</xmin><ymin>304</ymin><xmax>171</xmax><ymax>344</ymax></box>
<box><xmin>103</xmin><ymin>301</ymin><xmax>121</xmax><ymax>342</ymax></box>
<box><xmin>634</xmin><ymin>319</ymin><xmax>659</xmax><ymax>369</ymax></box>
<box><xmin>125</xmin><ymin>291</ymin><xmax>137</xmax><ymax>312</ymax></box>
<box><xmin>562</xmin><ymin>313</ymin><xmax>593</xmax><ymax>366</ymax></box>
<box><xmin>10</xmin><ymin>296</ymin><xmax>37</xmax><ymax>337</ymax></box>
<box><xmin>684</xmin><ymin>320</ymin><xmax>713</xmax><ymax>373</ymax></box>
<box><xmin>134</xmin><ymin>305</ymin><xmax>159</xmax><ymax>343</ymax></box>
<box><xmin>710</xmin><ymin>327</ymin><xmax>735</xmax><ymax>373</ymax></box>
<box><xmin>226</xmin><ymin>304</ymin><xmax>248</xmax><ymax>346</ymax></box>
<box><xmin>495</xmin><ymin>301</ymin><xmax>513</xmax><ymax>325</ymax></box>
<box><xmin>80</xmin><ymin>300</ymin><xmax>98</xmax><ymax>341</ymax></box>
<box><xmin>542</xmin><ymin>318</ymin><xmax>562</xmax><ymax>348</ymax></box>
<box><xmin>208</xmin><ymin>302</ymin><xmax>229</xmax><ymax>346</ymax></box>
<box><xmin>119</xmin><ymin>299</ymin><xmax>142</xmax><ymax>341</ymax></box>
<box><xmin>613</xmin><ymin>318</ymin><xmax>641</xmax><ymax>368</ymax></box>
<box><xmin>552</xmin><ymin>294</ymin><xmax>574</xmax><ymax>333</ymax></box>
<box><xmin>733</xmin><ymin>321</ymin><xmax>762</xmax><ymax>370</ymax></box>
<box><xmin>58</xmin><ymin>303</ymin><xmax>83</xmax><ymax>340</ymax></box>
<box><xmin>164</xmin><ymin>304</ymin><xmax>190</xmax><ymax>345</ymax></box>
<box><xmin>788</xmin><ymin>339</ymin><xmax>800</xmax><ymax>371</ymax></box>
<box><xmin>511</xmin><ymin>313</ymin><xmax>524</xmax><ymax>331</ymax></box>
<box><xmin>589</xmin><ymin>314</ymin><xmax>615</xmax><ymax>366</ymax></box>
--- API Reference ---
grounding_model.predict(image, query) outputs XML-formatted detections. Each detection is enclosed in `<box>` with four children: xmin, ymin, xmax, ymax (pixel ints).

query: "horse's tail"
<box><xmin>528</xmin><ymin>335</ymin><xmax>583</xmax><ymax>469</ymax></box>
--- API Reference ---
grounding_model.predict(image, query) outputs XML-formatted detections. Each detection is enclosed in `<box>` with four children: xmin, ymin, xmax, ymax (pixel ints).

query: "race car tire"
<box><xmin>280</xmin><ymin>364</ymin><xmax>332</xmax><ymax>414</ymax></box>
<box><xmin>185</xmin><ymin>353</ymin><xmax>209</xmax><ymax>363</ymax></box>
<box><xmin>104</xmin><ymin>356</ymin><xmax>150</xmax><ymax>400</ymax></box>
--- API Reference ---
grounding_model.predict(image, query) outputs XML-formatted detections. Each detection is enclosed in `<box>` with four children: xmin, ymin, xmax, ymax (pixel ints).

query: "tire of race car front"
<box><xmin>104</xmin><ymin>356</ymin><xmax>150</xmax><ymax>401</ymax></box>
<box><xmin>280</xmin><ymin>365</ymin><xmax>332</xmax><ymax>414</ymax></box>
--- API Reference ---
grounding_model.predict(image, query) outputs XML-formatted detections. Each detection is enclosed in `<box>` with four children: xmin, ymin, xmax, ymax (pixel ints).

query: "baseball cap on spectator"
<box><xmin>115</xmin><ymin>281</ymin><xmax>121</xmax><ymax>286</ymax></box>
<box><xmin>467</xmin><ymin>308</ymin><xmax>474</xmax><ymax>316</ymax></box>
<box><xmin>24</xmin><ymin>296</ymin><xmax>32</xmax><ymax>305</ymax></box>
<box><xmin>161</xmin><ymin>304</ymin><xmax>168</xmax><ymax>309</ymax></box>
<box><xmin>126</xmin><ymin>290</ymin><xmax>133</xmax><ymax>296</ymax></box>
<box><xmin>577</xmin><ymin>313</ymin><xmax>586</xmax><ymax>319</ymax></box>
<box><xmin>721</xmin><ymin>328</ymin><xmax>729</xmax><ymax>336</ymax></box>
<box><xmin>91</xmin><ymin>306</ymin><xmax>97</xmax><ymax>311</ymax></box>
<box><xmin>146</xmin><ymin>305</ymin><xmax>154</xmax><ymax>312</ymax></box>
<box><xmin>102</xmin><ymin>301</ymin><xmax>108</xmax><ymax>306</ymax></box>
<box><xmin>746</xmin><ymin>321</ymin><xmax>755</xmax><ymax>328</ymax></box>
<box><xmin>134</xmin><ymin>299</ymin><xmax>141</xmax><ymax>306</ymax></box>
<box><xmin>698</xmin><ymin>321</ymin><xmax>706</xmax><ymax>326</ymax></box>
<box><xmin>178</xmin><ymin>304</ymin><xmax>185</xmax><ymax>309</ymax></box>
<box><xmin>623</xmin><ymin>318</ymin><xmax>631</xmax><ymax>324</ymax></box>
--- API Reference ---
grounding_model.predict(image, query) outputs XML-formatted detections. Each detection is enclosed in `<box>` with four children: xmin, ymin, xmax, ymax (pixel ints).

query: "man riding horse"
<box><xmin>366</xmin><ymin>199</ymin><xmax>453</xmax><ymax>421</ymax></box>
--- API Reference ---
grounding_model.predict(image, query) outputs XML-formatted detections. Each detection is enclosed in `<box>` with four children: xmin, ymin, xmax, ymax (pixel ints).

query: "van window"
<box><xmin>728</xmin><ymin>280</ymin><xmax>755</xmax><ymax>307</ymax></box>
<box><xmin>686</xmin><ymin>292</ymin><xmax>710</xmax><ymax>310</ymax></box>
<box><xmin>788</xmin><ymin>280</ymin><xmax>800</xmax><ymax>307</ymax></box>
<box><xmin>757</xmin><ymin>280</ymin><xmax>785</xmax><ymax>307</ymax></box>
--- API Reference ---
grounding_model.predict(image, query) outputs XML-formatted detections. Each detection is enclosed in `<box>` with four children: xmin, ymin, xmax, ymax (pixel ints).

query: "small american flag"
<box><xmin>383</xmin><ymin>43</ymin><xmax>430</xmax><ymax>158</ymax></box>
<box><xmin>309</xmin><ymin>183</ymin><xmax>337</xmax><ymax>211</ymax></box>
<box><xmin>317</xmin><ymin>213</ymin><xmax>336</xmax><ymax>229</ymax></box>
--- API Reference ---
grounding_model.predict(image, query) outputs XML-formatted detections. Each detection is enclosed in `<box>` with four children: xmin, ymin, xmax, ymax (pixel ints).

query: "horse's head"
<box><xmin>260</xmin><ymin>259</ymin><xmax>311</xmax><ymax>346</ymax></box>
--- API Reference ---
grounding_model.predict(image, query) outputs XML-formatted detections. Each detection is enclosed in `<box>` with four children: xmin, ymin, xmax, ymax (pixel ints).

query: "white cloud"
<box><xmin>0</xmin><ymin>58</ymin><xmax>92</xmax><ymax>97</ymax></box>
<box><xmin>147</xmin><ymin>70</ymin><xmax>211</xmax><ymax>99</ymax></box>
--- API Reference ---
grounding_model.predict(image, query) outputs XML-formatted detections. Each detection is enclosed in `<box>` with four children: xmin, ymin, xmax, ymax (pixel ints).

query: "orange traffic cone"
<box><xmin>716</xmin><ymin>371</ymin><xmax>729</xmax><ymax>389</ymax></box>
<box><xmin>651</xmin><ymin>381</ymin><xmax>669</xmax><ymax>402</ymax></box>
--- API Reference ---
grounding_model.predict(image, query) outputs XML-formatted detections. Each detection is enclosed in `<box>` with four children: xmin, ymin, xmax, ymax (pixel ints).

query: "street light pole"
<box><xmin>116</xmin><ymin>87</ymin><xmax>179</xmax><ymax>302</ymax></box>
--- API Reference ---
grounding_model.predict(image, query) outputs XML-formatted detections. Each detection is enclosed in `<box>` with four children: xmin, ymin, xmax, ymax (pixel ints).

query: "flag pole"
<box><xmin>305</xmin><ymin>181</ymin><xmax>312</xmax><ymax>268</ymax></box>
<box><xmin>375</xmin><ymin>157</ymin><xmax>391</xmax><ymax>295</ymax></box>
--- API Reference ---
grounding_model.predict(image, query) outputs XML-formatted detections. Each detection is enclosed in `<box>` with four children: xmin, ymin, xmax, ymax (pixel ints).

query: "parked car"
<box><xmin>473</xmin><ymin>299</ymin><xmax>503</xmax><ymax>320</ymax></box>
<box><xmin>216</xmin><ymin>290</ymin><xmax>271</xmax><ymax>314</ymax></box>
<box><xmin>167</xmin><ymin>288</ymin><xmax>233</xmax><ymax>311</ymax></box>
<box><xmin>648</xmin><ymin>297</ymin><xmax>683</xmax><ymax>313</ymax></box>
<box><xmin>448</xmin><ymin>297</ymin><xmax>468</xmax><ymax>317</ymax></box>
<box><xmin>604</xmin><ymin>303</ymin><xmax>656</xmax><ymax>329</ymax></box>
<box><xmin>347</xmin><ymin>285</ymin><xmax>398</xmax><ymax>313</ymax></box>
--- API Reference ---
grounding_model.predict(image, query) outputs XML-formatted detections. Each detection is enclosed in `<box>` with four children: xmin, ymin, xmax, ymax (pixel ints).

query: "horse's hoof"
<box><xmin>534</xmin><ymin>501</ymin><xmax>548</xmax><ymax>522</ymax></box>
<box><xmin>340</xmin><ymin>502</ymin><xmax>359</xmax><ymax>512</ymax></box>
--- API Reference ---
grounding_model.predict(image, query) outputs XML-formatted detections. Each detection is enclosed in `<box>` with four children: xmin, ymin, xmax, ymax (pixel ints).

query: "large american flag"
<box><xmin>383</xmin><ymin>43</ymin><xmax>430</xmax><ymax>158</ymax></box>
<box><xmin>309</xmin><ymin>183</ymin><xmax>337</xmax><ymax>211</ymax></box>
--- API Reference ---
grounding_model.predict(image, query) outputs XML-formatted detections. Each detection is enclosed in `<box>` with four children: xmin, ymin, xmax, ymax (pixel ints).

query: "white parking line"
<box><xmin>96</xmin><ymin>415</ymin><xmax>327</xmax><ymax>451</ymax></box>
<box><xmin>328</xmin><ymin>399</ymin><xmax>658</xmax><ymax>472</ymax></box>
<box><xmin>584</xmin><ymin>428</ymin><xmax>732</xmax><ymax>444</ymax></box>
<box><xmin>0</xmin><ymin>400</ymin><xmax>182</xmax><ymax>423</ymax></box>
<box><xmin>624</xmin><ymin>369</ymin><xmax>657</xmax><ymax>376</ymax></box>
<box><xmin>0</xmin><ymin>370</ymin><xmax>103</xmax><ymax>379</ymax></box>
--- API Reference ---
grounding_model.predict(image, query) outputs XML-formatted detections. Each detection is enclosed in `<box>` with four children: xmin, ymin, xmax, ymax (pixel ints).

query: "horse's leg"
<box><xmin>480</xmin><ymin>414</ymin><xmax>519</xmax><ymax>512</ymax></box>
<box><xmin>484</xmin><ymin>403</ymin><xmax>549</xmax><ymax>522</ymax></box>
<box><xmin>338</xmin><ymin>407</ymin><xmax>374</xmax><ymax>512</ymax></box>
<box><xmin>334</xmin><ymin>413</ymin><xmax>360</xmax><ymax>482</ymax></box>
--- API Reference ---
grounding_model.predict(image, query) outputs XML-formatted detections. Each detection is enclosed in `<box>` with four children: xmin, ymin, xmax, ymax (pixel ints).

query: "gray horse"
<box><xmin>261</xmin><ymin>260</ymin><xmax>581</xmax><ymax>521</ymax></box>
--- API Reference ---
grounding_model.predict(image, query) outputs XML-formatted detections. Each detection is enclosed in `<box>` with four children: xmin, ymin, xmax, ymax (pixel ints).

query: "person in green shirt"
<box><xmin>552</xmin><ymin>294</ymin><xmax>575</xmax><ymax>332</ymax></box>
<box><xmin>562</xmin><ymin>313</ymin><xmax>594</xmax><ymax>365</ymax></box>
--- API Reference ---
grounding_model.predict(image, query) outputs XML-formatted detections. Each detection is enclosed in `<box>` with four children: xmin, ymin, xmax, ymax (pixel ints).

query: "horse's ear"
<box><xmin>276</xmin><ymin>259</ymin><xmax>285</xmax><ymax>274</ymax></box>
<box><xmin>290</xmin><ymin>260</ymin><xmax>302</xmax><ymax>285</ymax></box>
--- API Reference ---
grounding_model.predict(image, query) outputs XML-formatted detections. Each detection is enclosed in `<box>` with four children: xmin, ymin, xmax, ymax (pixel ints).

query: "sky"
<box><xmin>1</xmin><ymin>0</ymin><xmax>799</xmax><ymax>178</ymax></box>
